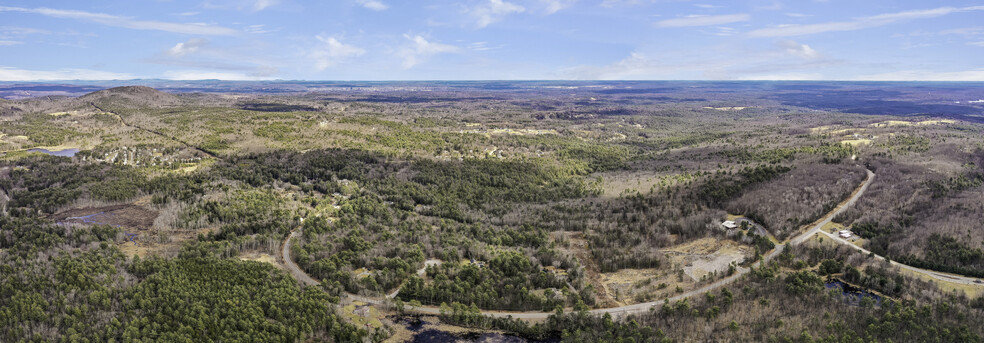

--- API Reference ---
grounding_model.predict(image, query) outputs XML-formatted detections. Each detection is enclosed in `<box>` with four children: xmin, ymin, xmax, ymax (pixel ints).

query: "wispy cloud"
<box><xmin>0</xmin><ymin>26</ymin><xmax>51</xmax><ymax>36</ymax></box>
<box><xmin>560</xmin><ymin>52</ymin><xmax>706</xmax><ymax>80</ymax></box>
<box><xmin>0</xmin><ymin>40</ymin><xmax>22</xmax><ymax>46</ymax></box>
<box><xmin>540</xmin><ymin>0</ymin><xmax>576</xmax><ymax>14</ymax></box>
<box><xmin>737</xmin><ymin>72</ymin><xmax>823</xmax><ymax>80</ymax></box>
<box><xmin>940</xmin><ymin>26</ymin><xmax>984</xmax><ymax>36</ymax></box>
<box><xmin>398</xmin><ymin>34</ymin><xmax>459</xmax><ymax>69</ymax></box>
<box><xmin>470</xmin><ymin>0</ymin><xmax>525</xmax><ymax>28</ymax></box>
<box><xmin>144</xmin><ymin>38</ymin><xmax>279</xmax><ymax>77</ymax></box>
<box><xmin>0</xmin><ymin>6</ymin><xmax>238</xmax><ymax>35</ymax></box>
<box><xmin>162</xmin><ymin>70</ymin><xmax>273</xmax><ymax>80</ymax></box>
<box><xmin>0</xmin><ymin>66</ymin><xmax>133</xmax><ymax>80</ymax></box>
<box><xmin>755</xmin><ymin>1</ymin><xmax>783</xmax><ymax>11</ymax></box>
<box><xmin>561</xmin><ymin>39</ymin><xmax>842</xmax><ymax>80</ymax></box>
<box><xmin>251</xmin><ymin>0</ymin><xmax>280</xmax><ymax>11</ymax></box>
<box><xmin>356</xmin><ymin>0</ymin><xmax>389</xmax><ymax>11</ymax></box>
<box><xmin>203</xmin><ymin>0</ymin><xmax>280</xmax><ymax>12</ymax></box>
<box><xmin>311</xmin><ymin>36</ymin><xmax>366</xmax><ymax>70</ymax></box>
<box><xmin>704</xmin><ymin>27</ymin><xmax>738</xmax><ymax>36</ymax></box>
<box><xmin>749</xmin><ymin>6</ymin><xmax>984</xmax><ymax>37</ymax></box>
<box><xmin>468</xmin><ymin>41</ymin><xmax>503</xmax><ymax>51</ymax></box>
<box><xmin>600</xmin><ymin>0</ymin><xmax>645</xmax><ymax>8</ymax></box>
<box><xmin>853</xmin><ymin>69</ymin><xmax>984</xmax><ymax>81</ymax></box>
<box><xmin>656</xmin><ymin>14</ymin><xmax>750</xmax><ymax>28</ymax></box>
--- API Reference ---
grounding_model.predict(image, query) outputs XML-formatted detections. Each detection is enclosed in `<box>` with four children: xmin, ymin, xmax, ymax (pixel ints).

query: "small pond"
<box><xmin>27</xmin><ymin>148</ymin><xmax>79</xmax><ymax>157</ymax></box>
<box><xmin>825</xmin><ymin>279</ymin><xmax>882</xmax><ymax>307</ymax></box>
<box><xmin>397</xmin><ymin>317</ymin><xmax>558</xmax><ymax>343</ymax></box>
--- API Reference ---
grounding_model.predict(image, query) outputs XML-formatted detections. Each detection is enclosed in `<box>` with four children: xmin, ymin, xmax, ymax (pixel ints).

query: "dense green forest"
<box><xmin>0</xmin><ymin>213</ymin><xmax>372</xmax><ymax>343</ymax></box>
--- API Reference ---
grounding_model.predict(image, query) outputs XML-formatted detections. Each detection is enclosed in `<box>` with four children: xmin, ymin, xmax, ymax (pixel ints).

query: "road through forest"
<box><xmin>280</xmin><ymin>168</ymin><xmax>981</xmax><ymax>320</ymax></box>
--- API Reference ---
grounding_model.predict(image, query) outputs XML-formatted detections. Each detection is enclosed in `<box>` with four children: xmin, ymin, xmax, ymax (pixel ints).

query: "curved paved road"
<box><xmin>282</xmin><ymin>230</ymin><xmax>321</xmax><ymax>286</ymax></box>
<box><xmin>280</xmin><ymin>169</ymin><xmax>984</xmax><ymax>319</ymax></box>
<box><xmin>817</xmin><ymin>230</ymin><xmax>983</xmax><ymax>285</ymax></box>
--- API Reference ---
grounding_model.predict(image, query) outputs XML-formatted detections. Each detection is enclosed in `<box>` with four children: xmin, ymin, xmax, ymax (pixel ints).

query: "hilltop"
<box><xmin>79</xmin><ymin>86</ymin><xmax>182</xmax><ymax>108</ymax></box>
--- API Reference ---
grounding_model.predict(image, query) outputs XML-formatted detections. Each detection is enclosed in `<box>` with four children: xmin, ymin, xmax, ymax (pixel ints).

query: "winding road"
<box><xmin>281</xmin><ymin>168</ymin><xmax>981</xmax><ymax>320</ymax></box>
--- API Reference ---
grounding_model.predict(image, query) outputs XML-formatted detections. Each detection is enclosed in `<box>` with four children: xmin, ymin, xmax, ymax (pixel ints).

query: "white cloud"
<box><xmin>541</xmin><ymin>0</ymin><xmax>576</xmax><ymax>14</ymax></box>
<box><xmin>356</xmin><ymin>0</ymin><xmax>389</xmax><ymax>11</ymax></box>
<box><xmin>146</xmin><ymin>39</ymin><xmax>280</xmax><ymax>78</ymax></box>
<box><xmin>310</xmin><ymin>36</ymin><xmax>366</xmax><ymax>70</ymax></box>
<box><xmin>470</xmin><ymin>0</ymin><xmax>525</xmax><ymax>28</ymax></box>
<box><xmin>656</xmin><ymin>14</ymin><xmax>750</xmax><ymax>28</ymax></box>
<box><xmin>0</xmin><ymin>66</ymin><xmax>134</xmax><ymax>81</ymax></box>
<box><xmin>776</xmin><ymin>40</ymin><xmax>820</xmax><ymax>59</ymax></box>
<box><xmin>252</xmin><ymin>0</ymin><xmax>280</xmax><ymax>11</ymax></box>
<box><xmin>854</xmin><ymin>69</ymin><xmax>984</xmax><ymax>81</ymax></box>
<box><xmin>166</xmin><ymin>38</ymin><xmax>209</xmax><ymax>57</ymax></box>
<box><xmin>398</xmin><ymin>34</ymin><xmax>459</xmax><ymax>69</ymax></box>
<box><xmin>0</xmin><ymin>40</ymin><xmax>22</xmax><ymax>46</ymax></box>
<box><xmin>749</xmin><ymin>6</ymin><xmax>984</xmax><ymax>37</ymax></box>
<box><xmin>0</xmin><ymin>6</ymin><xmax>238</xmax><ymax>35</ymax></box>
<box><xmin>970</xmin><ymin>41</ymin><xmax>984</xmax><ymax>47</ymax></box>
<box><xmin>162</xmin><ymin>70</ymin><xmax>273</xmax><ymax>80</ymax></box>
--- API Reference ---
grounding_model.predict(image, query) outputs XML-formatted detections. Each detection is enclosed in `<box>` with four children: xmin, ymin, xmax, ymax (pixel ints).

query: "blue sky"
<box><xmin>0</xmin><ymin>0</ymin><xmax>982</xmax><ymax>80</ymax></box>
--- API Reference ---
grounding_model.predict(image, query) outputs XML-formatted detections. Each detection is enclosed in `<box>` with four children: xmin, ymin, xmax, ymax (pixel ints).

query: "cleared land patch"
<box><xmin>840</xmin><ymin>138</ymin><xmax>872</xmax><ymax>146</ymax></box>
<box><xmin>52</xmin><ymin>204</ymin><xmax>158</xmax><ymax>228</ymax></box>
<box><xmin>870</xmin><ymin>119</ymin><xmax>956</xmax><ymax>127</ymax></box>
<box><xmin>459</xmin><ymin>128</ymin><xmax>559</xmax><ymax>136</ymax></box>
<box><xmin>239</xmin><ymin>253</ymin><xmax>279</xmax><ymax>266</ymax></box>
<box><xmin>703</xmin><ymin>106</ymin><xmax>751</xmax><ymax>111</ymax></box>
<box><xmin>663</xmin><ymin>238</ymin><xmax>747</xmax><ymax>282</ymax></box>
<box><xmin>341</xmin><ymin>301</ymin><xmax>384</xmax><ymax>331</ymax></box>
<box><xmin>553</xmin><ymin>231</ymin><xmax>616</xmax><ymax>307</ymax></box>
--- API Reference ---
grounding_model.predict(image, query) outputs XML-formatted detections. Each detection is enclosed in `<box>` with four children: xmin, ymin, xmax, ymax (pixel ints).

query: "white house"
<box><xmin>722</xmin><ymin>220</ymin><xmax>738</xmax><ymax>230</ymax></box>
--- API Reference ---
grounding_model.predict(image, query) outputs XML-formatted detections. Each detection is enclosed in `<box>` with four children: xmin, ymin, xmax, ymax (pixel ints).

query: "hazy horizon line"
<box><xmin>3</xmin><ymin>79</ymin><xmax>984</xmax><ymax>83</ymax></box>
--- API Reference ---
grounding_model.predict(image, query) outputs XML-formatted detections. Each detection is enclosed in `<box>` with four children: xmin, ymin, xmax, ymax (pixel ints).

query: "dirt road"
<box><xmin>91</xmin><ymin>103</ymin><xmax>222</xmax><ymax>160</ymax></box>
